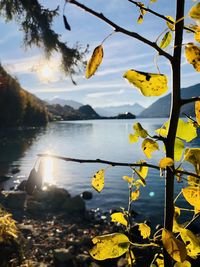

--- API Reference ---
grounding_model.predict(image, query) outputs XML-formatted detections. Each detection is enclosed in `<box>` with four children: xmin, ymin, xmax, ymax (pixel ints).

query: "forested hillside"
<box><xmin>0</xmin><ymin>65</ymin><xmax>49</xmax><ymax>127</ymax></box>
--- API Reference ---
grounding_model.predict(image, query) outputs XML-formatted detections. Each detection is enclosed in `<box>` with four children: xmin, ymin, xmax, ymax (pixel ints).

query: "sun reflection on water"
<box><xmin>42</xmin><ymin>157</ymin><xmax>55</xmax><ymax>186</ymax></box>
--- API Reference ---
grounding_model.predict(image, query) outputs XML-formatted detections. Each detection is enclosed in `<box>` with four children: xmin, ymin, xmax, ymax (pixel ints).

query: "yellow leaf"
<box><xmin>122</xmin><ymin>176</ymin><xmax>134</xmax><ymax>184</ymax></box>
<box><xmin>187</xmin><ymin>175</ymin><xmax>200</xmax><ymax>186</ymax></box>
<box><xmin>180</xmin><ymin>229</ymin><xmax>200</xmax><ymax>259</ymax></box>
<box><xmin>123</xmin><ymin>70</ymin><xmax>168</xmax><ymax>96</ymax></box>
<box><xmin>166</xmin><ymin>16</ymin><xmax>175</xmax><ymax>30</ymax></box>
<box><xmin>156</xmin><ymin>255</ymin><xmax>164</xmax><ymax>267</ymax></box>
<box><xmin>133</xmin><ymin>179</ymin><xmax>146</xmax><ymax>188</ymax></box>
<box><xmin>174</xmin><ymin>138</ymin><xmax>185</xmax><ymax>161</ymax></box>
<box><xmin>150</xmin><ymin>0</ymin><xmax>157</xmax><ymax>3</ymax></box>
<box><xmin>137</xmin><ymin>14</ymin><xmax>144</xmax><ymax>24</ymax></box>
<box><xmin>126</xmin><ymin>250</ymin><xmax>135</xmax><ymax>266</ymax></box>
<box><xmin>184</xmin><ymin>148</ymin><xmax>200</xmax><ymax>174</ymax></box>
<box><xmin>173</xmin><ymin>207</ymin><xmax>182</xmax><ymax>233</ymax></box>
<box><xmin>174</xmin><ymin>260</ymin><xmax>191</xmax><ymax>267</ymax></box>
<box><xmin>86</xmin><ymin>45</ymin><xmax>103</xmax><ymax>78</ymax></box>
<box><xmin>142</xmin><ymin>138</ymin><xmax>159</xmax><ymax>158</ymax></box>
<box><xmin>129</xmin><ymin>133</ymin><xmax>139</xmax><ymax>143</ymax></box>
<box><xmin>138</xmin><ymin>223</ymin><xmax>151</xmax><ymax>239</ymax></box>
<box><xmin>111</xmin><ymin>212</ymin><xmax>128</xmax><ymax>226</ymax></box>
<box><xmin>162</xmin><ymin>229</ymin><xmax>187</xmax><ymax>262</ymax></box>
<box><xmin>131</xmin><ymin>189</ymin><xmax>140</xmax><ymax>201</ymax></box>
<box><xmin>159</xmin><ymin>31</ymin><xmax>173</xmax><ymax>49</ymax></box>
<box><xmin>156</xmin><ymin>119</ymin><xmax>197</xmax><ymax>142</ymax></box>
<box><xmin>89</xmin><ymin>233</ymin><xmax>130</xmax><ymax>260</ymax></box>
<box><xmin>136</xmin><ymin>162</ymin><xmax>148</xmax><ymax>179</ymax></box>
<box><xmin>182</xmin><ymin>186</ymin><xmax>200</xmax><ymax>213</ymax></box>
<box><xmin>189</xmin><ymin>2</ymin><xmax>200</xmax><ymax>25</ymax></box>
<box><xmin>194</xmin><ymin>28</ymin><xmax>200</xmax><ymax>43</ymax></box>
<box><xmin>185</xmin><ymin>43</ymin><xmax>200</xmax><ymax>72</ymax></box>
<box><xmin>133</xmin><ymin>123</ymin><xmax>148</xmax><ymax>138</ymax></box>
<box><xmin>91</xmin><ymin>169</ymin><xmax>105</xmax><ymax>192</ymax></box>
<box><xmin>159</xmin><ymin>157</ymin><xmax>174</xmax><ymax>169</ymax></box>
<box><xmin>195</xmin><ymin>100</ymin><xmax>200</xmax><ymax>125</ymax></box>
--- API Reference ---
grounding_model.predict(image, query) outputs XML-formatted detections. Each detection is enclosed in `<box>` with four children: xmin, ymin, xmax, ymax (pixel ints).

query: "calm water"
<box><xmin>0</xmin><ymin>118</ymin><xmax>199</xmax><ymax>224</ymax></box>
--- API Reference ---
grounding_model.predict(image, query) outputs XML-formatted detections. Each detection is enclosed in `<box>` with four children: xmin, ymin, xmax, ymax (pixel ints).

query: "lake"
<box><xmin>0</xmin><ymin>118</ymin><xmax>199</xmax><ymax>225</ymax></box>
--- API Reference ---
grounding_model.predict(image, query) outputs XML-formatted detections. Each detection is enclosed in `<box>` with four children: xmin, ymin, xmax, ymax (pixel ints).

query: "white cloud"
<box><xmin>87</xmin><ymin>89</ymin><xmax>124</xmax><ymax>98</ymax></box>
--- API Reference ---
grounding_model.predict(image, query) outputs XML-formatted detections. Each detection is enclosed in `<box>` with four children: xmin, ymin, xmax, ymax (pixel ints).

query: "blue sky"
<box><xmin>0</xmin><ymin>0</ymin><xmax>199</xmax><ymax>108</ymax></box>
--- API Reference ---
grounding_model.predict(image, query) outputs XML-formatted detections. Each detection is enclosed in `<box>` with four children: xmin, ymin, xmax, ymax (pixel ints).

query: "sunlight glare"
<box><xmin>43</xmin><ymin>157</ymin><xmax>55</xmax><ymax>185</ymax></box>
<box><xmin>39</xmin><ymin>65</ymin><xmax>53</xmax><ymax>81</ymax></box>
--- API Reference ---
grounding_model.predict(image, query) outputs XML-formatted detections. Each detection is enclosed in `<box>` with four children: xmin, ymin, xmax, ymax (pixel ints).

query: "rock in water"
<box><xmin>81</xmin><ymin>191</ymin><xmax>93</xmax><ymax>200</ymax></box>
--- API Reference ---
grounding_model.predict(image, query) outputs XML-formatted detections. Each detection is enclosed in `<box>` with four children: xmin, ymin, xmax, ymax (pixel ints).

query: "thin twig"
<box><xmin>128</xmin><ymin>0</ymin><xmax>195</xmax><ymax>33</ymax></box>
<box><xmin>181</xmin><ymin>96</ymin><xmax>200</xmax><ymax>106</ymax></box>
<box><xmin>37</xmin><ymin>153</ymin><xmax>200</xmax><ymax>179</ymax></box>
<box><xmin>68</xmin><ymin>0</ymin><xmax>172</xmax><ymax>61</ymax></box>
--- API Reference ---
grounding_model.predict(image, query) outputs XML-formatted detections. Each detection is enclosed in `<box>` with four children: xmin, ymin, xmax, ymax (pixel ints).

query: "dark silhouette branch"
<box><xmin>128</xmin><ymin>0</ymin><xmax>195</xmax><ymax>33</ymax></box>
<box><xmin>181</xmin><ymin>96</ymin><xmax>200</xmax><ymax>106</ymax></box>
<box><xmin>68</xmin><ymin>0</ymin><xmax>172</xmax><ymax>61</ymax></box>
<box><xmin>37</xmin><ymin>153</ymin><xmax>200</xmax><ymax>179</ymax></box>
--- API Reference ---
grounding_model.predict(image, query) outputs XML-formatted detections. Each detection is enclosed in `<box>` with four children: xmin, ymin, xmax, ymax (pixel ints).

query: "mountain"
<box><xmin>46</xmin><ymin>104</ymin><xmax>100</xmax><ymax>120</ymax></box>
<box><xmin>95</xmin><ymin>103</ymin><xmax>145</xmax><ymax>117</ymax></box>
<box><xmin>139</xmin><ymin>83</ymin><xmax>200</xmax><ymax>118</ymax></box>
<box><xmin>0</xmin><ymin>64</ymin><xmax>48</xmax><ymax>127</ymax></box>
<box><xmin>48</xmin><ymin>98</ymin><xmax>83</xmax><ymax>109</ymax></box>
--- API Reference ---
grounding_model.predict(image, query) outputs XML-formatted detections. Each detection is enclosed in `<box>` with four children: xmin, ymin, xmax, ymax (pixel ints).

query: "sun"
<box><xmin>39</xmin><ymin>64</ymin><xmax>54</xmax><ymax>81</ymax></box>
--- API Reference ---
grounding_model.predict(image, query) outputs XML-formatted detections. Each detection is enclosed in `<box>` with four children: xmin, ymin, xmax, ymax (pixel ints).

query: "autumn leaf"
<box><xmin>185</xmin><ymin>43</ymin><xmax>200</xmax><ymax>72</ymax></box>
<box><xmin>138</xmin><ymin>223</ymin><xmax>151</xmax><ymax>239</ymax></box>
<box><xmin>162</xmin><ymin>229</ymin><xmax>187</xmax><ymax>262</ymax></box>
<box><xmin>142</xmin><ymin>138</ymin><xmax>159</xmax><ymax>158</ymax></box>
<box><xmin>111</xmin><ymin>212</ymin><xmax>128</xmax><ymax>226</ymax></box>
<box><xmin>126</xmin><ymin>250</ymin><xmax>135</xmax><ymax>266</ymax></box>
<box><xmin>159</xmin><ymin>157</ymin><xmax>174</xmax><ymax>169</ymax></box>
<box><xmin>122</xmin><ymin>176</ymin><xmax>134</xmax><ymax>184</ymax></box>
<box><xmin>195</xmin><ymin>100</ymin><xmax>200</xmax><ymax>125</ymax></box>
<box><xmin>133</xmin><ymin>123</ymin><xmax>148</xmax><ymax>138</ymax></box>
<box><xmin>184</xmin><ymin>148</ymin><xmax>200</xmax><ymax>174</ymax></box>
<box><xmin>159</xmin><ymin>31</ymin><xmax>172</xmax><ymax>49</ymax></box>
<box><xmin>86</xmin><ymin>45</ymin><xmax>103</xmax><ymax>78</ymax></box>
<box><xmin>166</xmin><ymin>15</ymin><xmax>175</xmax><ymax>31</ymax></box>
<box><xmin>189</xmin><ymin>2</ymin><xmax>200</xmax><ymax>25</ymax></box>
<box><xmin>182</xmin><ymin>186</ymin><xmax>200</xmax><ymax>213</ymax></box>
<box><xmin>89</xmin><ymin>233</ymin><xmax>130</xmax><ymax>260</ymax></box>
<box><xmin>131</xmin><ymin>189</ymin><xmax>140</xmax><ymax>201</ymax></box>
<box><xmin>180</xmin><ymin>229</ymin><xmax>200</xmax><ymax>259</ymax></box>
<box><xmin>129</xmin><ymin>133</ymin><xmax>139</xmax><ymax>143</ymax></box>
<box><xmin>174</xmin><ymin>261</ymin><xmax>191</xmax><ymax>267</ymax></box>
<box><xmin>123</xmin><ymin>70</ymin><xmax>168</xmax><ymax>96</ymax></box>
<box><xmin>91</xmin><ymin>169</ymin><xmax>105</xmax><ymax>192</ymax></box>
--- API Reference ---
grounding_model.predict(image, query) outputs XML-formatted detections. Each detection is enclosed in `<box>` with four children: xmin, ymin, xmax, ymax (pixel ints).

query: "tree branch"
<box><xmin>68</xmin><ymin>0</ymin><xmax>172</xmax><ymax>61</ymax></box>
<box><xmin>181</xmin><ymin>96</ymin><xmax>200</xmax><ymax>106</ymax></box>
<box><xmin>37</xmin><ymin>153</ymin><xmax>200</xmax><ymax>179</ymax></box>
<box><xmin>128</xmin><ymin>0</ymin><xmax>195</xmax><ymax>33</ymax></box>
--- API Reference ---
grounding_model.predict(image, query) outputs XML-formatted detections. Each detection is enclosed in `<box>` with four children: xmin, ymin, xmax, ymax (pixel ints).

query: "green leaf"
<box><xmin>162</xmin><ymin>229</ymin><xmax>187</xmax><ymax>262</ymax></box>
<box><xmin>86</xmin><ymin>45</ymin><xmax>104</xmax><ymax>78</ymax></box>
<box><xmin>159</xmin><ymin>31</ymin><xmax>172</xmax><ymax>49</ymax></box>
<box><xmin>91</xmin><ymin>169</ymin><xmax>105</xmax><ymax>192</ymax></box>
<box><xmin>89</xmin><ymin>233</ymin><xmax>130</xmax><ymax>260</ymax></box>
<box><xmin>123</xmin><ymin>70</ymin><xmax>168</xmax><ymax>96</ymax></box>
<box><xmin>111</xmin><ymin>212</ymin><xmax>128</xmax><ymax>226</ymax></box>
<box><xmin>142</xmin><ymin>138</ymin><xmax>159</xmax><ymax>158</ymax></box>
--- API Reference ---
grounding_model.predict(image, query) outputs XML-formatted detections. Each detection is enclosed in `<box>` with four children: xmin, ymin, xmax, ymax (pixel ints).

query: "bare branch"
<box><xmin>181</xmin><ymin>96</ymin><xmax>200</xmax><ymax>106</ymax></box>
<box><xmin>128</xmin><ymin>0</ymin><xmax>195</xmax><ymax>33</ymax></box>
<box><xmin>37</xmin><ymin>153</ymin><xmax>200</xmax><ymax>179</ymax></box>
<box><xmin>68</xmin><ymin>0</ymin><xmax>172</xmax><ymax>61</ymax></box>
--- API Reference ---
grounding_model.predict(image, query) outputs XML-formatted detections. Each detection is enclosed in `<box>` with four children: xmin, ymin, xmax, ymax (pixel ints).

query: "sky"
<box><xmin>0</xmin><ymin>0</ymin><xmax>199</xmax><ymax>108</ymax></box>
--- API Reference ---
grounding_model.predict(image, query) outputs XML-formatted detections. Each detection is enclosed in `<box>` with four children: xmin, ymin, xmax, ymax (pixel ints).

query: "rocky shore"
<box><xmin>0</xmin><ymin>183</ymin><xmax>129</xmax><ymax>267</ymax></box>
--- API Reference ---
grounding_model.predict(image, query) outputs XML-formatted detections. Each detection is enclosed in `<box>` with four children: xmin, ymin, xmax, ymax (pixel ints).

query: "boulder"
<box><xmin>80</xmin><ymin>191</ymin><xmax>93</xmax><ymax>200</ymax></box>
<box><xmin>0</xmin><ymin>191</ymin><xmax>26</xmax><ymax>210</ymax></box>
<box><xmin>26</xmin><ymin>200</ymin><xmax>46</xmax><ymax>215</ymax></box>
<box><xmin>62</xmin><ymin>195</ymin><xmax>85</xmax><ymax>214</ymax></box>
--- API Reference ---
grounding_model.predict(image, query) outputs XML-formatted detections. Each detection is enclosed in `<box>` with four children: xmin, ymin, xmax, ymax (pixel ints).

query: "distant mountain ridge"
<box><xmin>95</xmin><ymin>103</ymin><xmax>145</xmax><ymax>116</ymax></box>
<box><xmin>48</xmin><ymin>98</ymin><xmax>83</xmax><ymax>109</ymax></box>
<box><xmin>139</xmin><ymin>83</ymin><xmax>200</xmax><ymax>118</ymax></box>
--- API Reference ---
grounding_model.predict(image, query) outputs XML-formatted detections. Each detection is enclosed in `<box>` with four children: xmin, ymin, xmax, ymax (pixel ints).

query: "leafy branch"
<box><xmin>128</xmin><ymin>0</ymin><xmax>195</xmax><ymax>33</ymax></box>
<box><xmin>37</xmin><ymin>153</ymin><xmax>200</xmax><ymax>179</ymax></box>
<box><xmin>68</xmin><ymin>0</ymin><xmax>172</xmax><ymax>61</ymax></box>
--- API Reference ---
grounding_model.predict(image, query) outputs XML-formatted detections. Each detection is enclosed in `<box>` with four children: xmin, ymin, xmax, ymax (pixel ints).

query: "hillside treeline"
<box><xmin>0</xmin><ymin>65</ymin><xmax>49</xmax><ymax>127</ymax></box>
